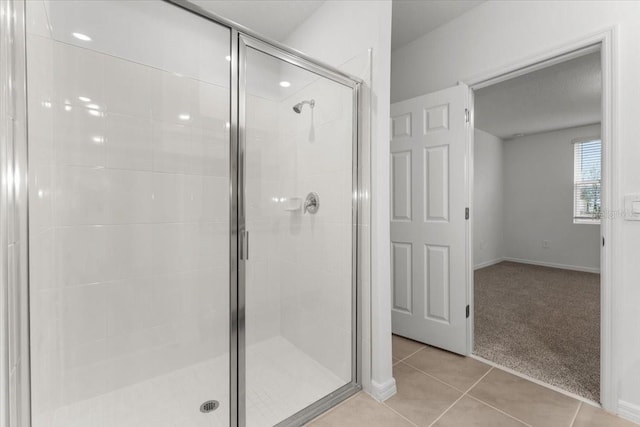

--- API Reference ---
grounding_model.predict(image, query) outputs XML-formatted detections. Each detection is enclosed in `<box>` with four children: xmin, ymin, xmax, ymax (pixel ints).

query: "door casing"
<box><xmin>464</xmin><ymin>28</ymin><xmax>617</xmax><ymax>411</ymax></box>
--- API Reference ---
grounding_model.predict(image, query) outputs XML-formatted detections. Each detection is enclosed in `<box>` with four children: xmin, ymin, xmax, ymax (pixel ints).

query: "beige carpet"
<box><xmin>474</xmin><ymin>261</ymin><xmax>600</xmax><ymax>401</ymax></box>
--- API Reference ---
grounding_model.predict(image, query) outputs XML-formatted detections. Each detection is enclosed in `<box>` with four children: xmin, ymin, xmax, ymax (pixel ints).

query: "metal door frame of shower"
<box><xmin>237</xmin><ymin>34</ymin><xmax>362</xmax><ymax>427</ymax></box>
<box><xmin>163</xmin><ymin>2</ymin><xmax>365</xmax><ymax>427</ymax></box>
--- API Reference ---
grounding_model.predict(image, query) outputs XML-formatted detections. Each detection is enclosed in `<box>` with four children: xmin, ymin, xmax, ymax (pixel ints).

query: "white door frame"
<box><xmin>463</xmin><ymin>27</ymin><xmax>618</xmax><ymax>412</ymax></box>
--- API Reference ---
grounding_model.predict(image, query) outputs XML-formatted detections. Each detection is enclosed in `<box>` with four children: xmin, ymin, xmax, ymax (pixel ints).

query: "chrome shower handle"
<box><xmin>240</xmin><ymin>230</ymin><xmax>249</xmax><ymax>260</ymax></box>
<box><xmin>304</xmin><ymin>192</ymin><xmax>320</xmax><ymax>214</ymax></box>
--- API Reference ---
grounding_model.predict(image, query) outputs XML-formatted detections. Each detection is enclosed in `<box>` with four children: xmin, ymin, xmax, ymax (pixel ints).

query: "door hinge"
<box><xmin>602</xmin><ymin>236</ymin><xmax>605</xmax><ymax>247</ymax></box>
<box><xmin>465</xmin><ymin>207</ymin><xmax>469</xmax><ymax>220</ymax></box>
<box><xmin>465</xmin><ymin>108</ymin><xmax>470</xmax><ymax>123</ymax></box>
<box><xmin>466</xmin><ymin>305</ymin><xmax>470</xmax><ymax>318</ymax></box>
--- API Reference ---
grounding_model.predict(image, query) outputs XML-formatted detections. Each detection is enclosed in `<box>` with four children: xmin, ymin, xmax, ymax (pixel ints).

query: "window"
<box><xmin>573</xmin><ymin>139</ymin><xmax>601</xmax><ymax>224</ymax></box>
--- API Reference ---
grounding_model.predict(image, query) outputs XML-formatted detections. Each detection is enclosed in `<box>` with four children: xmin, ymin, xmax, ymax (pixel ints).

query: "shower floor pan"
<box><xmin>35</xmin><ymin>337</ymin><xmax>344</xmax><ymax>427</ymax></box>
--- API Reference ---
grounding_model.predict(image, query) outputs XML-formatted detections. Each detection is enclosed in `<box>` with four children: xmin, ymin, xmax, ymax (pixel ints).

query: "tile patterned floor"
<box><xmin>308</xmin><ymin>335</ymin><xmax>639</xmax><ymax>427</ymax></box>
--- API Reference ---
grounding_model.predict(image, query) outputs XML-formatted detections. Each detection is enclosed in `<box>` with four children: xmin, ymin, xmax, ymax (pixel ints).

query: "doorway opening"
<box><xmin>471</xmin><ymin>47</ymin><xmax>602</xmax><ymax>402</ymax></box>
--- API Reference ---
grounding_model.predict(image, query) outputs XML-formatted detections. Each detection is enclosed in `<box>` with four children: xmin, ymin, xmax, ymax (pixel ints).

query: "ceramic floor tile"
<box><xmin>469</xmin><ymin>368</ymin><xmax>579</xmax><ymax>427</ymax></box>
<box><xmin>385</xmin><ymin>362</ymin><xmax>462</xmax><ymax>426</ymax></box>
<box><xmin>307</xmin><ymin>393</ymin><xmax>413</xmax><ymax>427</ymax></box>
<box><xmin>392</xmin><ymin>334</ymin><xmax>425</xmax><ymax>361</ymax></box>
<box><xmin>573</xmin><ymin>403</ymin><xmax>639</xmax><ymax>427</ymax></box>
<box><xmin>433</xmin><ymin>395</ymin><xmax>528</xmax><ymax>427</ymax></box>
<box><xmin>404</xmin><ymin>345</ymin><xmax>491</xmax><ymax>391</ymax></box>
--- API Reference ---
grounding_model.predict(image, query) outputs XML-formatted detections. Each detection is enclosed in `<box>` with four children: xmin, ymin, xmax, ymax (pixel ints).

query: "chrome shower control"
<box><xmin>304</xmin><ymin>192</ymin><xmax>320</xmax><ymax>214</ymax></box>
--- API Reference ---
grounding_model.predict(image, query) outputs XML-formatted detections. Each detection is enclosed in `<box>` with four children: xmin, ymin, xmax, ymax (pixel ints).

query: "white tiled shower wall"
<box><xmin>26</xmin><ymin>2</ymin><xmax>231</xmax><ymax>423</ymax></box>
<box><xmin>244</xmin><ymin>94</ymin><xmax>282</xmax><ymax>346</ymax></box>
<box><xmin>276</xmin><ymin>79</ymin><xmax>353</xmax><ymax>383</ymax></box>
<box><xmin>244</xmin><ymin>54</ymin><xmax>354</xmax><ymax>382</ymax></box>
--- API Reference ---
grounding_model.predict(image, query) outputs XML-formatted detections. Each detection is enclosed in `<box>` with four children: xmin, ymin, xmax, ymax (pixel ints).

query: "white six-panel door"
<box><xmin>390</xmin><ymin>84</ymin><xmax>470</xmax><ymax>355</ymax></box>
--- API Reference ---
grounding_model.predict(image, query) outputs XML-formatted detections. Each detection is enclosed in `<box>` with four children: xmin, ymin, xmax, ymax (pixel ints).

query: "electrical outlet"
<box><xmin>542</xmin><ymin>240</ymin><xmax>550</xmax><ymax>249</ymax></box>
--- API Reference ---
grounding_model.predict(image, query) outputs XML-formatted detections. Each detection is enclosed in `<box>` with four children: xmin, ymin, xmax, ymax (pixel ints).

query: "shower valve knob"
<box><xmin>304</xmin><ymin>192</ymin><xmax>320</xmax><ymax>214</ymax></box>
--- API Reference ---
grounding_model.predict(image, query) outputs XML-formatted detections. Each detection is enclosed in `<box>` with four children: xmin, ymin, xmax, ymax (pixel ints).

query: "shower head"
<box><xmin>293</xmin><ymin>99</ymin><xmax>315</xmax><ymax>113</ymax></box>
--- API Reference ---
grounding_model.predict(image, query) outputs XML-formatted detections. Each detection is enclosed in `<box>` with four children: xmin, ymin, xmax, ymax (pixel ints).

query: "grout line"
<box><xmin>464</xmin><ymin>366</ymin><xmax>494</xmax><ymax>395</ymax></box>
<box><xmin>427</xmin><ymin>367</ymin><xmax>495</xmax><ymax>427</ymax></box>
<box><xmin>394</xmin><ymin>345</ymin><xmax>426</xmax><ymax>365</ymax></box>
<box><xmin>569</xmin><ymin>402</ymin><xmax>582</xmax><ymax>427</ymax></box>
<box><xmin>381</xmin><ymin>402</ymin><xmax>420</xmax><ymax>427</ymax></box>
<box><xmin>397</xmin><ymin>360</ymin><xmax>482</xmax><ymax>394</ymax></box>
<box><xmin>466</xmin><ymin>395</ymin><xmax>533</xmax><ymax>427</ymax></box>
<box><xmin>28</xmin><ymin>32</ymin><xmax>229</xmax><ymax>89</ymax></box>
<box><xmin>424</xmin><ymin>392</ymin><xmax>470</xmax><ymax>426</ymax></box>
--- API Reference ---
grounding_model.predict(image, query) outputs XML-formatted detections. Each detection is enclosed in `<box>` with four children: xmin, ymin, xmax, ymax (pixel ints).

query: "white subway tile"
<box><xmin>54</xmin><ymin>105</ymin><xmax>106</xmax><ymax>167</ymax></box>
<box><xmin>54</xmin><ymin>226</ymin><xmax>108</xmax><ymax>287</ymax></box>
<box><xmin>151</xmin><ymin>72</ymin><xmax>195</xmax><ymax>126</ymax></box>
<box><xmin>53</xmin><ymin>42</ymin><xmax>105</xmax><ymax>110</ymax></box>
<box><xmin>103</xmin><ymin>169</ymin><xmax>153</xmax><ymax>224</ymax></box>
<box><xmin>198</xmin><ymin>127</ymin><xmax>229</xmax><ymax>177</ymax></box>
<box><xmin>191</xmin><ymin>82</ymin><xmax>229</xmax><ymax>130</ymax></box>
<box><xmin>102</xmin><ymin>224</ymin><xmax>153</xmax><ymax>281</ymax></box>
<box><xmin>152</xmin><ymin>121</ymin><xmax>201</xmax><ymax>174</ymax></box>
<box><xmin>29</xmin><ymin>164</ymin><xmax>54</xmax><ymax>231</ymax></box>
<box><xmin>55</xmin><ymin>166</ymin><xmax>108</xmax><ymax>226</ymax></box>
<box><xmin>29</xmin><ymin>230</ymin><xmax>55</xmax><ymax>291</ymax></box>
<box><xmin>103</xmin><ymin>58</ymin><xmax>155</xmax><ymax>118</ymax></box>
<box><xmin>201</xmin><ymin>176</ymin><xmax>230</xmax><ymax>222</ymax></box>
<box><xmin>105</xmin><ymin>113</ymin><xmax>153</xmax><ymax>171</ymax></box>
<box><xmin>60</xmin><ymin>283</ymin><xmax>109</xmax><ymax>346</ymax></box>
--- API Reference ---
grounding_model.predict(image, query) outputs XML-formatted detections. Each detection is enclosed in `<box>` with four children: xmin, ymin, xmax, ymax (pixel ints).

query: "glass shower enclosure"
<box><xmin>24</xmin><ymin>1</ymin><xmax>361</xmax><ymax>426</ymax></box>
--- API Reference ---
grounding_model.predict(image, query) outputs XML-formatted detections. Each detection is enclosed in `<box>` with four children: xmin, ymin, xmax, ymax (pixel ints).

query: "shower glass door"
<box><xmin>240</xmin><ymin>37</ymin><xmax>359</xmax><ymax>426</ymax></box>
<box><xmin>26</xmin><ymin>2</ymin><xmax>231</xmax><ymax>426</ymax></box>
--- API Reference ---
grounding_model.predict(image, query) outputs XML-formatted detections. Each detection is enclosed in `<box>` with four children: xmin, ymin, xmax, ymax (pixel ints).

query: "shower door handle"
<box><xmin>241</xmin><ymin>230</ymin><xmax>249</xmax><ymax>260</ymax></box>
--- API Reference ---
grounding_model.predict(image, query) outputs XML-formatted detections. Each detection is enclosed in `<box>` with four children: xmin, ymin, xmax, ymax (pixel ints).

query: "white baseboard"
<box><xmin>502</xmin><ymin>257</ymin><xmax>600</xmax><ymax>274</ymax></box>
<box><xmin>370</xmin><ymin>377</ymin><xmax>397</xmax><ymax>402</ymax></box>
<box><xmin>618</xmin><ymin>400</ymin><xmax>640</xmax><ymax>424</ymax></box>
<box><xmin>474</xmin><ymin>257</ymin><xmax>505</xmax><ymax>270</ymax></box>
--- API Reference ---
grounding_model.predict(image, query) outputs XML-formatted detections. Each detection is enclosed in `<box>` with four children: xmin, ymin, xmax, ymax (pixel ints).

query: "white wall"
<box><xmin>391</xmin><ymin>0</ymin><xmax>640</xmax><ymax>417</ymax></box>
<box><xmin>285</xmin><ymin>0</ymin><xmax>395</xmax><ymax>400</ymax></box>
<box><xmin>474</xmin><ymin>125</ymin><xmax>601</xmax><ymax>272</ymax></box>
<box><xmin>473</xmin><ymin>130</ymin><xmax>504</xmax><ymax>269</ymax></box>
<box><xmin>503</xmin><ymin>125</ymin><xmax>601</xmax><ymax>272</ymax></box>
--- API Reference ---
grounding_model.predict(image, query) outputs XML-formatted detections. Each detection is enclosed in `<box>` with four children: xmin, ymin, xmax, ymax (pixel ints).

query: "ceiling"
<box><xmin>475</xmin><ymin>51</ymin><xmax>602</xmax><ymax>140</ymax></box>
<box><xmin>192</xmin><ymin>0</ymin><xmax>324</xmax><ymax>41</ymax></box>
<box><xmin>196</xmin><ymin>0</ymin><xmax>485</xmax><ymax>50</ymax></box>
<box><xmin>392</xmin><ymin>0</ymin><xmax>483</xmax><ymax>51</ymax></box>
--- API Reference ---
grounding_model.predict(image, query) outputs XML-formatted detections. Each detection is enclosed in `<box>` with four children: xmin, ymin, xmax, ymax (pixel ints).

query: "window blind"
<box><xmin>573</xmin><ymin>139</ymin><xmax>601</xmax><ymax>223</ymax></box>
